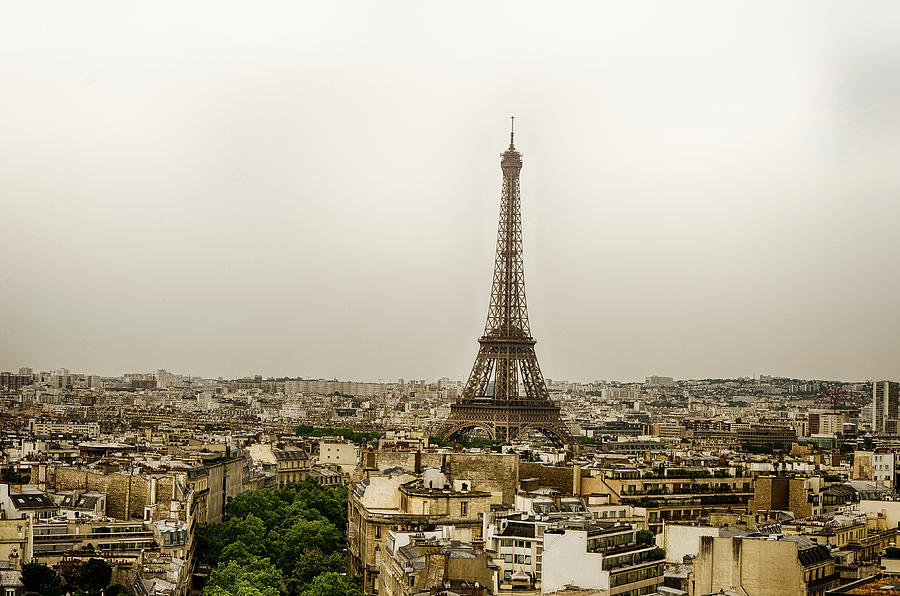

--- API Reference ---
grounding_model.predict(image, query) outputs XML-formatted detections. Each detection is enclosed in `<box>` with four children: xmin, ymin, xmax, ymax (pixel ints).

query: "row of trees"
<box><xmin>428</xmin><ymin>435</ymin><xmax>505</xmax><ymax>449</ymax></box>
<box><xmin>197</xmin><ymin>479</ymin><xmax>363</xmax><ymax>596</ymax></box>
<box><xmin>20</xmin><ymin>558</ymin><xmax>124</xmax><ymax>596</ymax></box>
<box><xmin>294</xmin><ymin>425</ymin><xmax>382</xmax><ymax>444</ymax></box>
<box><xmin>1</xmin><ymin>468</ymin><xmax>30</xmax><ymax>483</ymax></box>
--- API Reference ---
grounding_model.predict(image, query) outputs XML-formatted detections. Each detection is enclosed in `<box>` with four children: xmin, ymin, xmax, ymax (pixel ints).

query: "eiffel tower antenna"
<box><xmin>439</xmin><ymin>122</ymin><xmax>573</xmax><ymax>447</ymax></box>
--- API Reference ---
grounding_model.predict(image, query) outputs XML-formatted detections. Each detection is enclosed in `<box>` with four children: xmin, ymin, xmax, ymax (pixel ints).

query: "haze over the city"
<box><xmin>2</xmin><ymin>1</ymin><xmax>899</xmax><ymax>381</ymax></box>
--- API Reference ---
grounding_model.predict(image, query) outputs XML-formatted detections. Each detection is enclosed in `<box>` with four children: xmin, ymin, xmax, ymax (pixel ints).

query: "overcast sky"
<box><xmin>2</xmin><ymin>2</ymin><xmax>899</xmax><ymax>382</ymax></box>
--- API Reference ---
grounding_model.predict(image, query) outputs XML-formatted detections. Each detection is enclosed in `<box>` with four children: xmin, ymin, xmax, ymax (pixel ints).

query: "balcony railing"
<box><xmin>600</xmin><ymin>546</ymin><xmax>664</xmax><ymax>571</ymax></box>
<box><xmin>33</xmin><ymin>531</ymin><xmax>154</xmax><ymax>542</ymax></box>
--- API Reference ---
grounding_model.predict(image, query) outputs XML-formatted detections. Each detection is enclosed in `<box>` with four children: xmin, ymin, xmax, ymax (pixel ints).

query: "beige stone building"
<box><xmin>349</xmin><ymin>457</ymin><xmax>513</xmax><ymax>594</ymax></box>
<box><xmin>377</xmin><ymin>532</ymin><xmax>494</xmax><ymax>596</ymax></box>
<box><xmin>31</xmin><ymin>518</ymin><xmax>191</xmax><ymax>594</ymax></box>
<box><xmin>358</xmin><ymin>451</ymin><xmax>519</xmax><ymax>505</ymax></box>
<box><xmin>748</xmin><ymin>476</ymin><xmax>825</xmax><ymax>518</ymax></box>
<box><xmin>0</xmin><ymin>518</ymin><xmax>31</xmax><ymax>570</ymax></box>
<box><xmin>689</xmin><ymin>535</ymin><xmax>839</xmax><ymax>596</ymax></box>
<box><xmin>318</xmin><ymin>440</ymin><xmax>358</xmax><ymax>476</ymax></box>
<box><xmin>186</xmin><ymin>458</ymin><xmax>244</xmax><ymax>524</ymax></box>
<box><xmin>851</xmin><ymin>451</ymin><xmax>874</xmax><ymax>482</ymax></box>
<box><xmin>274</xmin><ymin>447</ymin><xmax>311</xmax><ymax>488</ymax></box>
<box><xmin>518</xmin><ymin>463</ymin><xmax>754</xmax><ymax>535</ymax></box>
<box><xmin>53</xmin><ymin>458</ymin><xmax>243</xmax><ymax>525</ymax></box>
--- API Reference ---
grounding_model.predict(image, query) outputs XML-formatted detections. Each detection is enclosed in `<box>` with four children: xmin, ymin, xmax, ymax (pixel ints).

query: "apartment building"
<box><xmin>690</xmin><ymin>535</ymin><xmax>839</xmax><ymax>596</ymax></box>
<box><xmin>378</xmin><ymin>531</ymin><xmax>494</xmax><ymax>596</ymax></box>
<box><xmin>542</xmin><ymin>523</ymin><xmax>664</xmax><ymax>596</ymax></box>
<box><xmin>588</xmin><ymin>469</ymin><xmax>754</xmax><ymax>535</ymax></box>
<box><xmin>28</xmin><ymin>419</ymin><xmax>101</xmax><ymax>437</ymax></box>
<box><xmin>873</xmin><ymin>381</ymin><xmax>900</xmax><ymax>434</ymax></box>
<box><xmin>348</xmin><ymin>467</ymin><xmax>497</xmax><ymax>594</ymax></box>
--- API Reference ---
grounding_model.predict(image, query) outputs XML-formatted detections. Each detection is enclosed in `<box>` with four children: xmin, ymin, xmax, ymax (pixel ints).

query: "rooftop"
<box><xmin>6</xmin><ymin>490</ymin><xmax>57</xmax><ymax>510</ymax></box>
<box><xmin>829</xmin><ymin>573</ymin><xmax>900</xmax><ymax>594</ymax></box>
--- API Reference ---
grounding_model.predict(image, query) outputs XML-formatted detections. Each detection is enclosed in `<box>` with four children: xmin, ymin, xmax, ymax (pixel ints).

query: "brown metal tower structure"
<box><xmin>440</xmin><ymin>120</ymin><xmax>573</xmax><ymax>447</ymax></box>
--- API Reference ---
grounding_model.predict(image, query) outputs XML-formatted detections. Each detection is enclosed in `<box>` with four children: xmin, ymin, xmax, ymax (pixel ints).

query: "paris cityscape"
<box><xmin>3</xmin><ymin>3</ymin><xmax>900</xmax><ymax>596</ymax></box>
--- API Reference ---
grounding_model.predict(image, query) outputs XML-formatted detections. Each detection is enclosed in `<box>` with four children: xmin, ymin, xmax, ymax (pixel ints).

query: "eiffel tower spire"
<box><xmin>440</xmin><ymin>122</ymin><xmax>573</xmax><ymax>446</ymax></box>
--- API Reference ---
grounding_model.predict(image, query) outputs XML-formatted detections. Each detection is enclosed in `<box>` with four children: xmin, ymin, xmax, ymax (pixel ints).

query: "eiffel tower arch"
<box><xmin>439</xmin><ymin>120</ymin><xmax>573</xmax><ymax>448</ymax></box>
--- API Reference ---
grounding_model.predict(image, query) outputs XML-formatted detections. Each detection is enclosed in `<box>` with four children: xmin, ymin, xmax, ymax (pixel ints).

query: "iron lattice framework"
<box><xmin>440</xmin><ymin>122</ymin><xmax>573</xmax><ymax>447</ymax></box>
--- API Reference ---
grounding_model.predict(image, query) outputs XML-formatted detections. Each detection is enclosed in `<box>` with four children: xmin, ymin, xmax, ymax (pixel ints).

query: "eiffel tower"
<box><xmin>440</xmin><ymin>119</ymin><xmax>573</xmax><ymax>447</ymax></box>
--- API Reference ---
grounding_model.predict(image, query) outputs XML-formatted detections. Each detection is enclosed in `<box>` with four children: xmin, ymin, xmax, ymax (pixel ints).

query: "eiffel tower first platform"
<box><xmin>439</xmin><ymin>120</ymin><xmax>574</xmax><ymax>447</ymax></box>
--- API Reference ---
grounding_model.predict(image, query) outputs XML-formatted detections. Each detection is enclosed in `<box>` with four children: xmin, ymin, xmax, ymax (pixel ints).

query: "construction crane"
<box><xmin>823</xmin><ymin>389</ymin><xmax>859</xmax><ymax>414</ymax></box>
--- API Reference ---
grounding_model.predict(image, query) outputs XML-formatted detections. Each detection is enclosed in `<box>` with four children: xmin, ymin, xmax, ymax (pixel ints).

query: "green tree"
<box><xmin>296</xmin><ymin>572</ymin><xmax>363</xmax><ymax>596</ymax></box>
<box><xmin>202</xmin><ymin>557</ymin><xmax>283</xmax><ymax>596</ymax></box>
<box><xmin>291</xmin><ymin>549</ymin><xmax>348</xmax><ymax>585</ymax></box>
<box><xmin>636</xmin><ymin>529</ymin><xmax>655</xmax><ymax>545</ymax></box>
<box><xmin>226</xmin><ymin>514</ymin><xmax>267</xmax><ymax>551</ymax></box>
<box><xmin>219</xmin><ymin>541</ymin><xmax>256</xmax><ymax>565</ymax></box>
<box><xmin>272</xmin><ymin>518</ymin><xmax>342</xmax><ymax>571</ymax></box>
<box><xmin>197</xmin><ymin>521</ymin><xmax>228</xmax><ymax>565</ymax></box>
<box><xmin>226</xmin><ymin>490</ymin><xmax>285</xmax><ymax>528</ymax></box>
<box><xmin>200</xmin><ymin>480</ymin><xmax>350</xmax><ymax>592</ymax></box>
<box><xmin>2</xmin><ymin>468</ymin><xmax>30</xmax><ymax>483</ymax></box>
<box><xmin>76</xmin><ymin>558</ymin><xmax>113</xmax><ymax>594</ymax></box>
<box><xmin>20</xmin><ymin>561</ymin><xmax>63</xmax><ymax>596</ymax></box>
<box><xmin>519</xmin><ymin>450</ymin><xmax>538</xmax><ymax>462</ymax></box>
<box><xmin>200</xmin><ymin>513</ymin><xmax>268</xmax><ymax>565</ymax></box>
<box><xmin>278</xmin><ymin>480</ymin><xmax>348</xmax><ymax>531</ymax></box>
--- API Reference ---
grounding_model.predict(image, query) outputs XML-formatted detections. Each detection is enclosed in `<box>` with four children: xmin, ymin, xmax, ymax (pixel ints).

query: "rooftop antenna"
<box><xmin>509</xmin><ymin>116</ymin><xmax>515</xmax><ymax>148</ymax></box>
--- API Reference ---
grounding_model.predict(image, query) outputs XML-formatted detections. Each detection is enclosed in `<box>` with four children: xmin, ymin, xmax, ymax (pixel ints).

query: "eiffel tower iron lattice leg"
<box><xmin>440</xmin><ymin>120</ymin><xmax>573</xmax><ymax>447</ymax></box>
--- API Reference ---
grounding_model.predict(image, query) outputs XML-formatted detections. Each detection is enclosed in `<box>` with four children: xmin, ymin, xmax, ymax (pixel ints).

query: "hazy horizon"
<box><xmin>3</xmin><ymin>2</ymin><xmax>899</xmax><ymax>383</ymax></box>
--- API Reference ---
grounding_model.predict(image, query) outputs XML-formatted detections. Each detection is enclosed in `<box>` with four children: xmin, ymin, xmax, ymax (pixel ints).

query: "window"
<box><xmin>501</xmin><ymin>539</ymin><xmax>513</xmax><ymax>547</ymax></box>
<box><xmin>460</xmin><ymin>501</ymin><xmax>468</xmax><ymax>516</ymax></box>
<box><xmin>375</xmin><ymin>526</ymin><xmax>381</xmax><ymax>539</ymax></box>
<box><xmin>504</xmin><ymin>554</ymin><xmax>513</xmax><ymax>563</ymax></box>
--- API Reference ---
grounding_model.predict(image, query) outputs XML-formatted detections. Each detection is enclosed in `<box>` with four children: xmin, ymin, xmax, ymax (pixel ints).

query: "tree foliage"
<box><xmin>22</xmin><ymin>559</ymin><xmax>113</xmax><ymax>596</ymax></box>
<box><xmin>292</xmin><ymin>550</ymin><xmax>348</xmax><ymax>585</ymax></box>
<box><xmin>76</xmin><ymin>558</ymin><xmax>113</xmax><ymax>594</ymax></box>
<box><xmin>295</xmin><ymin>573</ymin><xmax>361</xmax><ymax>596</ymax></box>
<box><xmin>21</xmin><ymin>561</ymin><xmax>63</xmax><ymax>596</ymax></box>
<box><xmin>294</xmin><ymin>425</ymin><xmax>381</xmax><ymax>445</ymax></box>
<box><xmin>2</xmin><ymin>468</ymin><xmax>30</xmax><ymax>483</ymax></box>
<box><xmin>204</xmin><ymin>557</ymin><xmax>283</xmax><ymax>596</ymax></box>
<box><xmin>199</xmin><ymin>479</ymin><xmax>360</xmax><ymax>596</ymax></box>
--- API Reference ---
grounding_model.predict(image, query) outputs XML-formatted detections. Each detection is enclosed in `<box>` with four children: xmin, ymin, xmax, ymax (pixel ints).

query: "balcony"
<box><xmin>601</xmin><ymin>546</ymin><xmax>665</xmax><ymax>571</ymax></box>
<box><xmin>33</xmin><ymin>531</ymin><xmax>154</xmax><ymax>542</ymax></box>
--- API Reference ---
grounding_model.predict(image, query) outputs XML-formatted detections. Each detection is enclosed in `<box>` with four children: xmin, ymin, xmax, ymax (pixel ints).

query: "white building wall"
<box><xmin>541</xmin><ymin>530</ymin><xmax>609</xmax><ymax>594</ymax></box>
<box><xmin>319</xmin><ymin>441</ymin><xmax>358</xmax><ymax>473</ymax></box>
<box><xmin>657</xmin><ymin>523</ymin><xmax>721</xmax><ymax>563</ymax></box>
<box><xmin>858</xmin><ymin>500</ymin><xmax>900</xmax><ymax>528</ymax></box>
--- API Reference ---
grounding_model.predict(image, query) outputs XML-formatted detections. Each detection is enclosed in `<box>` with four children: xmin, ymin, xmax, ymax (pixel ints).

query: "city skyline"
<box><xmin>0</xmin><ymin>364</ymin><xmax>883</xmax><ymax>387</ymax></box>
<box><xmin>3</xmin><ymin>2</ymin><xmax>900</xmax><ymax>382</ymax></box>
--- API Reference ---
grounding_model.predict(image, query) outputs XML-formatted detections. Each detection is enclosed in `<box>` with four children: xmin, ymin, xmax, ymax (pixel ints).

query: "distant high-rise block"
<box><xmin>873</xmin><ymin>380</ymin><xmax>900</xmax><ymax>434</ymax></box>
